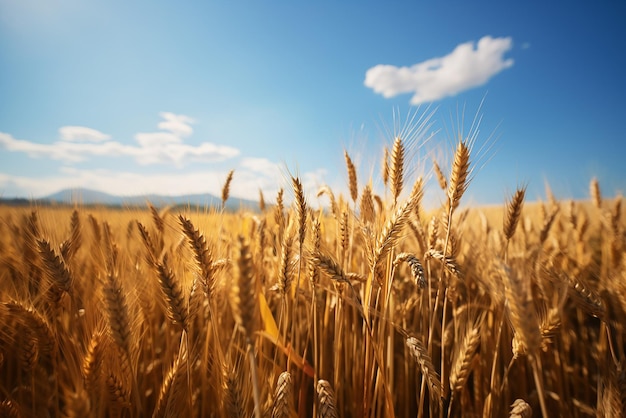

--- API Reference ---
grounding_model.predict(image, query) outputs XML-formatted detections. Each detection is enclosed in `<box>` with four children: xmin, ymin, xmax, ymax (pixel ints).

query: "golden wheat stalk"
<box><xmin>221</xmin><ymin>169</ymin><xmax>235</xmax><ymax>209</ymax></box>
<box><xmin>258</xmin><ymin>188</ymin><xmax>266</xmax><ymax>212</ymax></box>
<box><xmin>590</xmin><ymin>177</ymin><xmax>602</xmax><ymax>209</ymax></box>
<box><xmin>382</xmin><ymin>146</ymin><xmax>390</xmax><ymax>187</ymax></box>
<box><xmin>393</xmin><ymin>252</ymin><xmax>426</xmax><ymax>288</ymax></box>
<box><xmin>232</xmin><ymin>235</ymin><xmax>261</xmax><ymax>418</ymax></box>
<box><xmin>406</xmin><ymin>336</ymin><xmax>441</xmax><ymax>400</ymax></box>
<box><xmin>389</xmin><ymin>136</ymin><xmax>405</xmax><ymax>206</ymax></box>
<box><xmin>447</xmin><ymin>140</ymin><xmax>471</xmax><ymax>212</ymax></box>
<box><xmin>449</xmin><ymin>325</ymin><xmax>481</xmax><ymax>392</ymax></box>
<box><xmin>153</xmin><ymin>340</ymin><xmax>189</xmax><ymax>418</ymax></box>
<box><xmin>37</xmin><ymin>238</ymin><xmax>73</xmax><ymax>297</ymax></box>
<box><xmin>432</xmin><ymin>159</ymin><xmax>447</xmax><ymax>191</ymax></box>
<box><xmin>156</xmin><ymin>254</ymin><xmax>189</xmax><ymax>331</ymax></box>
<box><xmin>3</xmin><ymin>301</ymin><xmax>56</xmax><ymax>355</ymax></box>
<box><xmin>501</xmin><ymin>264</ymin><xmax>540</xmax><ymax>356</ymax></box>
<box><xmin>137</xmin><ymin>221</ymin><xmax>158</xmax><ymax>266</ymax></box>
<box><xmin>317</xmin><ymin>185</ymin><xmax>338</xmax><ymax>219</ymax></box>
<box><xmin>344</xmin><ymin>150</ymin><xmax>358</xmax><ymax>204</ymax></box>
<box><xmin>424</xmin><ymin>249</ymin><xmax>462</xmax><ymax>277</ymax></box>
<box><xmin>277</xmin><ymin>231</ymin><xmax>294</xmax><ymax>296</ymax></box>
<box><xmin>179</xmin><ymin>215</ymin><xmax>215</xmax><ymax>298</ymax></box>
<box><xmin>291</xmin><ymin>176</ymin><xmax>307</xmax><ymax>248</ymax></box>
<box><xmin>360</xmin><ymin>184</ymin><xmax>376</xmax><ymax>225</ymax></box>
<box><xmin>503</xmin><ymin>186</ymin><xmax>526</xmax><ymax>242</ymax></box>
<box><xmin>370</xmin><ymin>192</ymin><xmax>417</xmax><ymax>271</ymax></box>
<box><xmin>60</xmin><ymin>209</ymin><xmax>82</xmax><ymax>261</ymax></box>
<box><xmin>224</xmin><ymin>369</ymin><xmax>245</xmax><ymax>418</ymax></box>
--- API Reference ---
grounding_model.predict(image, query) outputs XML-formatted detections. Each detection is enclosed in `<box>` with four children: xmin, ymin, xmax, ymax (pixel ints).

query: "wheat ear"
<box><xmin>360</xmin><ymin>184</ymin><xmax>376</xmax><ymax>225</ymax></box>
<box><xmin>503</xmin><ymin>186</ymin><xmax>526</xmax><ymax>242</ymax></box>
<box><xmin>393</xmin><ymin>253</ymin><xmax>425</xmax><ymax>288</ymax></box>
<box><xmin>60</xmin><ymin>209</ymin><xmax>82</xmax><ymax>261</ymax></box>
<box><xmin>156</xmin><ymin>254</ymin><xmax>189</xmax><ymax>331</ymax></box>
<box><xmin>406</xmin><ymin>336</ymin><xmax>441</xmax><ymax>400</ymax></box>
<box><xmin>37</xmin><ymin>238</ymin><xmax>73</xmax><ymax>298</ymax></box>
<box><xmin>271</xmin><ymin>371</ymin><xmax>293</xmax><ymax>418</ymax></box>
<box><xmin>509</xmin><ymin>399</ymin><xmax>532</xmax><ymax>418</ymax></box>
<box><xmin>432</xmin><ymin>159</ymin><xmax>448</xmax><ymax>191</ymax></box>
<box><xmin>449</xmin><ymin>325</ymin><xmax>481</xmax><ymax>392</ymax></box>
<box><xmin>344</xmin><ymin>150</ymin><xmax>358</xmax><ymax>204</ymax></box>
<box><xmin>447</xmin><ymin>140</ymin><xmax>471</xmax><ymax>212</ymax></box>
<box><xmin>389</xmin><ymin>136</ymin><xmax>405</xmax><ymax>206</ymax></box>
<box><xmin>292</xmin><ymin>176</ymin><xmax>307</xmax><ymax>248</ymax></box>
<box><xmin>382</xmin><ymin>146</ymin><xmax>390</xmax><ymax>187</ymax></box>
<box><xmin>232</xmin><ymin>235</ymin><xmax>261</xmax><ymax>418</ymax></box>
<box><xmin>317</xmin><ymin>380</ymin><xmax>338</xmax><ymax>418</ymax></box>
<box><xmin>371</xmin><ymin>192</ymin><xmax>418</xmax><ymax>271</ymax></box>
<box><xmin>590</xmin><ymin>177</ymin><xmax>602</xmax><ymax>209</ymax></box>
<box><xmin>179</xmin><ymin>215</ymin><xmax>214</xmax><ymax>297</ymax></box>
<box><xmin>258</xmin><ymin>188</ymin><xmax>266</xmax><ymax>212</ymax></box>
<box><xmin>221</xmin><ymin>169</ymin><xmax>234</xmax><ymax>209</ymax></box>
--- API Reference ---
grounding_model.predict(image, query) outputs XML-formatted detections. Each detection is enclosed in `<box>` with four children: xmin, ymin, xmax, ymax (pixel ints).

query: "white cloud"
<box><xmin>157</xmin><ymin>112</ymin><xmax>194</xmax><ymax>137</ymax></box>
<box><xmin>59</xmin><ymin>126</ymin><xmax>111</xmax><ymax>142</ymax></box>
<box><xmin>240</xmin><ymin>157</ymin><xmax>283</xmax><ymax>179</ymax></box>
<box><xmin>0</xmin><ymin>112</ymin><xmax>239</xmax><ymax>165</ymax></box>
<box><xmin>364</xmin><ymin>36</ymin><xmax>514</xmax><ymax>105</ymax></box>
<box><xmin>0</xmin><ymin>132</ymin><xmax>137</xmax><ymax>162</ymax></box>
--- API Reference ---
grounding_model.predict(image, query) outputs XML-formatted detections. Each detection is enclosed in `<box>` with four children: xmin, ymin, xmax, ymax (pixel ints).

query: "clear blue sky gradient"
<box><xmin>1</xmin><ymin>0</ymin><xmax>625</xmax><ymax>206</ymax></box>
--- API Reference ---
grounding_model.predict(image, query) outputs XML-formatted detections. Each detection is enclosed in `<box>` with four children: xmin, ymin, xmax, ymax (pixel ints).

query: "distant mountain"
<box><xmin>1</xmin><ymin>188</ymin><xmax>259</xmax><ymax>211</ymax></box>
<box><xmin>46</xmin><ymin>188</ymin><xmax>125</xmax><ymax>205</ymax></box>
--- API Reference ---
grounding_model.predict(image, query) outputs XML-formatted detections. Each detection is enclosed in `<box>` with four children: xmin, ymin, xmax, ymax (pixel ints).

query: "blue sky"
<box><xmin>1</xmin><ymin>0</ymin><xmax>625</xmax><ymax>207</ymax></box>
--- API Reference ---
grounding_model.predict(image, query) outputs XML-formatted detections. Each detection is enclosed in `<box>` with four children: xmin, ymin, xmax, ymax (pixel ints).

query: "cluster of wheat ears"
<box><xmin>1</xmin><ymin>134</ymin><xmax>625</xmax><ymax>418</ymax></box>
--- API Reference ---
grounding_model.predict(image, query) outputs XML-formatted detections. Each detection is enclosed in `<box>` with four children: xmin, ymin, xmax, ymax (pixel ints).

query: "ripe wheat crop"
<box><xmin>0</xmin><ymin>137</ymin><xmax>624</xmax><ymax>417</ymax></box>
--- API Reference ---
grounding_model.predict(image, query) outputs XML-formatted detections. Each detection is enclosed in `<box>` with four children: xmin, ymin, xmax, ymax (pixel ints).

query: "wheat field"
<box><xmin>0</xmin><ymin>137</ymin><xmax>624</xmax><ymax>417</ymax></box>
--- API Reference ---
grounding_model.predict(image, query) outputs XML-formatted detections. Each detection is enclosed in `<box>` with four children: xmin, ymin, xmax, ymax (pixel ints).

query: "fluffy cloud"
<box><xmin>157</xmin><ymin>112</ymin><xmax>194</xmax><ymax>137</ymax></box>
<box><xmin>364</xmin><ymin>36</ymin><xmax>514</xmax><ymax>105</ymax></box>
<box><xmin>0</xmin><ymin>132</ymin><xmax>137</xmax><ymax>162</ymax></box>
<box><xmin>59</xmin><ymin>126</ymin><xmax>111</xmax><ymax>142</ymax></box>
<box><xmin>0</xmin><ymin>112</ymin><xmax>239</xmax><ymax>165</ymax></box>
<box><xmin>240</xmin><ymin>157</ymin><xmax>283</xmax><ymax>179</ymax></box>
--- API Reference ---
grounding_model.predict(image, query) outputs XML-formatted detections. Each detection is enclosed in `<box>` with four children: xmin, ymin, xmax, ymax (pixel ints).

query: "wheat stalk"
<box><xmin>156</xmin><ymin>254</ymin><xmax>189</xmax><ymax>331</ymax></box>
<box><xmin>447</xmin><ymin>140</ymin><xmax>471</xmax><ymax>212</ymax></box>
<box><xmin>344</xmin><ymin>150</ymin><xmax>358</xmax><ymax>204</ymax></box>
<box><xmin>406</xmin><ymin>336</ymin><xmax>441</xmax><ymax>400</ymax></box>
<box><xmin>389</xmin><ymin>136</ymin><xmax>405</xmax><ymax>206</ymax></box>
<box><xmin>432</xmin><ymin>159</ymin><xmax>448</xmax><ymax>191</ymax></box>
<box><xmin>179</xmin><ymin>215</ymin><xmax>215</xmax><ymax>298</ymax></box>
<box><xmin>503</xmin><ymin>186</ymin><xmax>526</xmax><ymax>242</ymax></box>
<box><xmin>221</xmin><ymin>169</ymin><xmax>235</xmax><ymax>209</ymax></box>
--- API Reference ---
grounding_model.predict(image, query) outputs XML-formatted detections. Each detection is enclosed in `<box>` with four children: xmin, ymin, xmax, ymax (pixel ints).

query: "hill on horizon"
<box><xmin>1</xmin><ymin>188</ymin><xmax>259</xmax><ymax>210</ymax></box>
